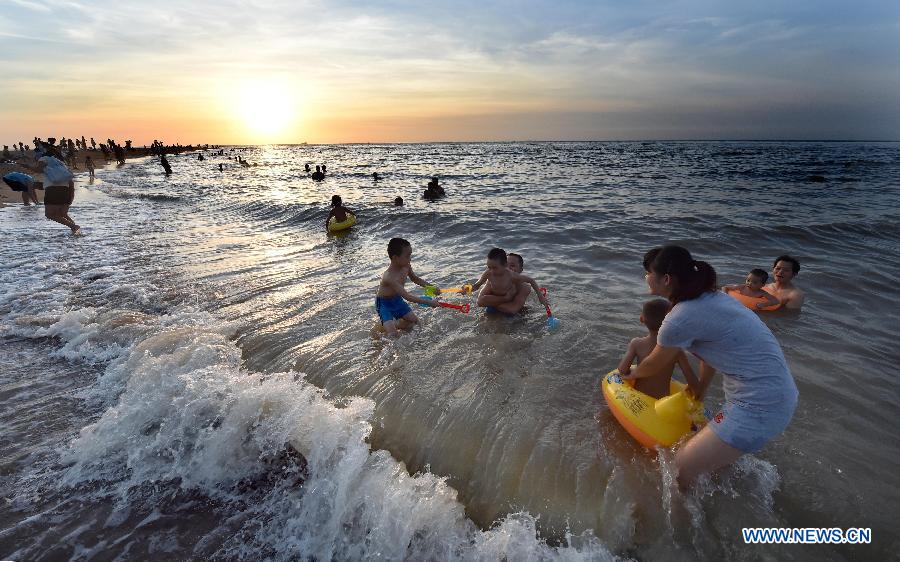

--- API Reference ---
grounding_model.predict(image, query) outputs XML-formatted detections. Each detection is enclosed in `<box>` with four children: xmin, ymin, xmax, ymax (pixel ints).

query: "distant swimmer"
<box><xmin>322</xmin><ymin>164</ymin><xmax>327</xmax><ymax>174</ymax></box>
<box><xmin>373</xmin><ymin>172</ymin><xmax>380</xmax><ymax>181</ymax></box>
<box><xmin>394</xmin><ymin>196</ymin><xmax>403</xmax><ymax>206</ymax></box>
<box><xmin>311</xmin><ymin>165</ymin><xmax>325</xmax><ymax>181</ymax></box>
<box><xmin>326</xmin><ymin>195</ymin><xmax>355</xmax><ymax>229</ymax></box>
<box><xmin>305</xmin><ymin>163</ymin><xmax>311</xmax><ymax>173</ymax></box>
<box><xmin>85</xmin><ymin>156</ymin><xmax>95</xmax><ymax>180</ymax></box>
<box><xmin>219</xmin><ymin>163</ymin><xmax>224</xmax><ymax>172</ymax></box>
<box><xmin>198</xmin><ymin>153</ymin><xmax>205</xmax><ymax>161</ymax></box>
<box><xmin>423</xmin><ymin>176</ymin><xmax>445</xmax><ymax>200</ymax></box>
<box><xmin>430</xmin><ymin>176</ymin><xmax>445</xmax><ymax>196</ymax></box>
<box><xmin>160</xmin><ymin>155</ymin><xmax>172</xmax><ymax>175</ymax></box>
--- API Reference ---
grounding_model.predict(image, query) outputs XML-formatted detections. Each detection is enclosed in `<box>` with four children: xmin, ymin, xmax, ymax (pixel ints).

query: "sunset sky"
<box><xmin>1</xmin><ymin>0</ymin><xmax>898</xmax><ymax>145</ymax></box>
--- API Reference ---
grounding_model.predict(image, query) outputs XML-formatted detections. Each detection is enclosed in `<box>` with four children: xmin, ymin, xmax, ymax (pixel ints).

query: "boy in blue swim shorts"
<box><xmin>376</xmin><ymin>238</ymin><xmax>439</xmax><ymax>335</ymax></box>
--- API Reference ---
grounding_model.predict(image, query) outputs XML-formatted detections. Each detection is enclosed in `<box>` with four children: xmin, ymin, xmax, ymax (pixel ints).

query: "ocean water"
<box><xmin>1</xmin><ymin>141</ymin><xmax>898</xmax><ymax>560</ymax></box>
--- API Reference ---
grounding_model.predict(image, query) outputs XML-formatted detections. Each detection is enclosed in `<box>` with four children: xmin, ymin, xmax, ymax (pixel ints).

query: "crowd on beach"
<box><xmin>1</xmin><ymin>137</ymin><xmax>808</xmax><ymax>492</ymax></box>
<box><xmin>1</xmin><ymin>136</ymin><xmax>217</xmax><ymax>232</ymax></box>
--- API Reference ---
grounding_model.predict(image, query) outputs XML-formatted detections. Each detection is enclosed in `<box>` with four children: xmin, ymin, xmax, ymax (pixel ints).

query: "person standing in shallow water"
<box><xmin>25</xmin><ymin>152</ymin><xmax>81</xmax><ymax>234</ymax></box>
<box><xmin>621</xmin><ymin>245</ymin><xmax>798</xmax><ymax>488</ymax></box>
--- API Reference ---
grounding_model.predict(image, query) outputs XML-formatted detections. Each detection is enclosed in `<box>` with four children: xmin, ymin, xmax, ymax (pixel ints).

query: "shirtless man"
<box><xmin>472</xmin><ymin>248</ymin><xmax>547</xmax><ymax>314</ymax></box>
<box><xmin>764</xmin><ymin>255</ymin><xmax>805</xmax><ymax>310</ymax></box>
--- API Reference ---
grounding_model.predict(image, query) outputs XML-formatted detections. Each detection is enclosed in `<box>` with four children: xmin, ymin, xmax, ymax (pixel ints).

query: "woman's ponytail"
<box><xmin>644</xmin><ymin>246</ymin><xmax>717</xmax><ymax>304</ymax></box>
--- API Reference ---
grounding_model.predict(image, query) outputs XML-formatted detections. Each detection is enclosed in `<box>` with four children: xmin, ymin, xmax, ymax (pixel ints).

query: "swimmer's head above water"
<box><xmin>746</xmin><ymin>268</ymin><xmax>768</xmax><ymax>290</ymax></box>
<box><xmin>507</xmin><ymin>252</ymin><xmax>523</xmax><ymax>273</ymax></box>
<box><xmin>486</xmin><ymin>247</ymin><xmax>507</xmax><ymax>275</ymax></box>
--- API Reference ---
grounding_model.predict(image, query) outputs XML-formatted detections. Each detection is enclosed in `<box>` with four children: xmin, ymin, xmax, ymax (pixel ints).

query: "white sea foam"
<box><xmin>46</xmin><ymin>307</ymin><xmax>616</xmax><ymax>560</ymax></box>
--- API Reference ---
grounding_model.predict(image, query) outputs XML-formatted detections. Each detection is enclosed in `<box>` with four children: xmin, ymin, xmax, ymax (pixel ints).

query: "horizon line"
<box><xmin>216</xmin><ymin>139</ymin><xmax>900</xmax><ymax>146</ymax></box>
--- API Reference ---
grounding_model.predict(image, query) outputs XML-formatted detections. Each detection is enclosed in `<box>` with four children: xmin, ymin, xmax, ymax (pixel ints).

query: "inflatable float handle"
<box><xmin>654</xmin><ymin>390</ymin><xmax>700</xmax><ymax>422</ymax></box>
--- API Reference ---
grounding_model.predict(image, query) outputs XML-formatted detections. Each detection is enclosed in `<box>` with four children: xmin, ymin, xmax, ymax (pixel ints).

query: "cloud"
<box><xmin>1</xmin><ymin>0</ymin><xmax>898</xmax><ymax>142</ymax></box>
<box><xmin>7</xmin><ymin>0</ymin><xmax>52</xmax><ymax>13</ymax></box>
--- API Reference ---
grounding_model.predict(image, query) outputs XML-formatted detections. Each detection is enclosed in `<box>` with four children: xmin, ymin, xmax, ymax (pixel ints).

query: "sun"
<box><xmin>235</xmin><ymin>81</ymin><xmax>297</xmax><ymax>139</ymax></box>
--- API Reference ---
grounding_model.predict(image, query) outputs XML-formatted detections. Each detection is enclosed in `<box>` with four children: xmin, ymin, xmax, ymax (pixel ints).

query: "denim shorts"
<box><xmin>709</xmin><ymin>396</ymin><xmax>798</xmax><ymax>453</ymax></box>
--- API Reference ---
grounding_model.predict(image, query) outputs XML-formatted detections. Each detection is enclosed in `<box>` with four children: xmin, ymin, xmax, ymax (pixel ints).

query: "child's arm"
<box><xmin>617</xmin><ymin>340</ymin><xmax>638</xmax><ymax>376</ymax></box>
<box><xmin>516</xmin><ymin>273</ymin><xmax>548</xmax><ymax>306</ymax></box>
<box><xmin>756</xmin><ymin>292</ymin><xmax>780</xmax><ymax>309</ymax></box>
<box><xmin>389</xmin><ymin>278</ymin><xmax>438</xmax><ymax>307</ymax></box>
<box><xmin>686</xmin><ymin>361</ymin><xmax>716</xmax><ymax>400</ymax></box>
<box><xmin>721</xmin><ymin>284</ymin><xmax>740</xmax><ymax>292</ymax></box>
<box><xmin>469</xmin><ymin>271</ymin><xmax>488</xmax><ymax>292</ymax></box>
<box><xmin>478</xmin><ymin>283</ymin><xmax>516</xmax><ymax>306</ymax></box>
<box><xmin>407</xmin><ymin>267</ymin><xmax>433</xmax><ymax>290</ymax></box>
<box><xmin>493</xmin><ymin>284</ymin><xmax>532</xmax><ymax>314</ymax></box>
<box><xmin>325</xmin><ymin>208</ymin><xmax>336</xmax><ymax>227</ymax></box>
<box><xmin>620</xmin><ymin>344</ymin><xmax>681</xmax><ymax>380</ymax></box>
<box><xmin>676</xmin><ymin>351</ymin><xmax>701</xmax><ymax>396</ymax></box>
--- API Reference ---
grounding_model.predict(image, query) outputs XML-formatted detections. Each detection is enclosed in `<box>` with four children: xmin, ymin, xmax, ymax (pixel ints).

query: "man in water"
<box><xmin>763</xmin><ymin>255</ymin><xmax>805</xmax><ymax>310</ymax></box>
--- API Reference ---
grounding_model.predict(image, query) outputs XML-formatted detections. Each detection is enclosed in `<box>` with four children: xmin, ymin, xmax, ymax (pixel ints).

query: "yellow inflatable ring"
<box><xmin>725</xmin><ymin>289</ymin><xmax>780</xmax><ymax>311</ymax></box>
<box><xmin>601</xmin><ymin>369</ymin><xmax>706</xmax><ymax>449</ymax></box>
<box><xmin>327</xmin><ymin>213</ymin><xmax>357</xmax><ymax>232</ymax></box>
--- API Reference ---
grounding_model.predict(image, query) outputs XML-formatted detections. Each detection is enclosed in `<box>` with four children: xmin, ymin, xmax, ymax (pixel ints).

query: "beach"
<box><xmin>1</xmin><ymin>141</ymin><xmax>898</xmax><ymax>560</ymax></box>
<box><xmin>0</xmin><ymin>147</ymin><xmax>170</xmax><ymax>206</ymax></box>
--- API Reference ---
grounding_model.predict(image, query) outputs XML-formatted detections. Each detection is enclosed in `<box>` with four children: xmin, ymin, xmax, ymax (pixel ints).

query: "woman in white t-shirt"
<box><xmin>622</xmin><ymin>245</ymin><xmax>798</xmax><ymax>488</ymax></box>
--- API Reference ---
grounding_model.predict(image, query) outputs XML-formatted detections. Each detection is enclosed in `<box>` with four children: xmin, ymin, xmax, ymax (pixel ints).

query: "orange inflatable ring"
<box><xmin>725</xmin><ymin>289</ymin><xmax>781</xmax><ymax>311</ymax></box>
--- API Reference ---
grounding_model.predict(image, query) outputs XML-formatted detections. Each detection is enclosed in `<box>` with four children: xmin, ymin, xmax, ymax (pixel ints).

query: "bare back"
<box><xmin>630</xmin><ymin>334</ymin><xmax>676</xmax><ymax>399</ymax></box>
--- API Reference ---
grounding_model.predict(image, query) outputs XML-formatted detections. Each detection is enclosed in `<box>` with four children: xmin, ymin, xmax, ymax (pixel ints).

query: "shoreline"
<box><xmin>0</xmin><ymin>147</ymin><xmax>187</xmax><ymax>207</ymax></box>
